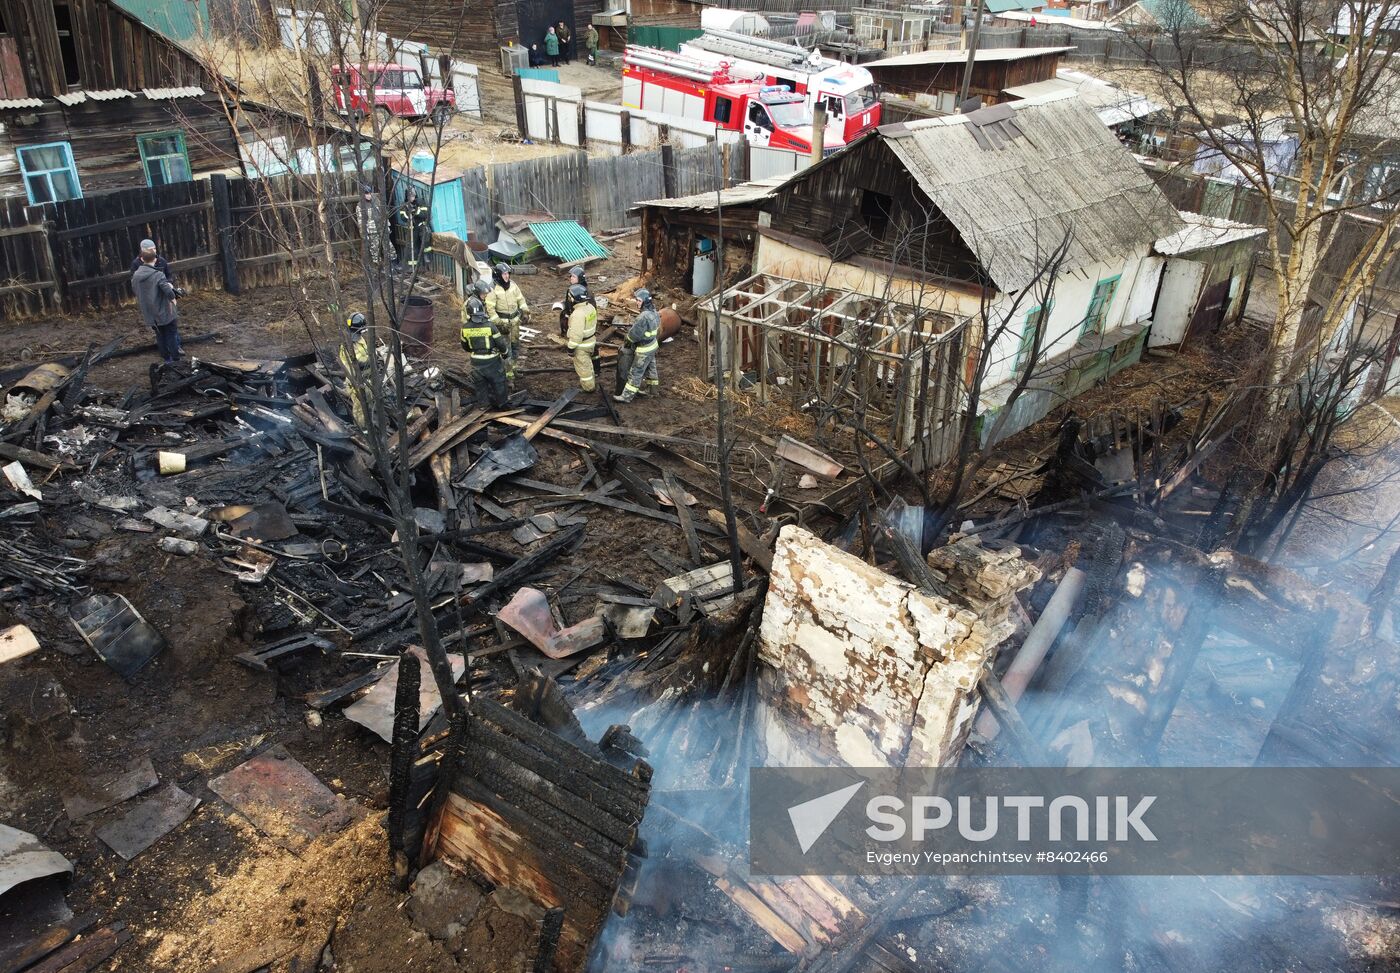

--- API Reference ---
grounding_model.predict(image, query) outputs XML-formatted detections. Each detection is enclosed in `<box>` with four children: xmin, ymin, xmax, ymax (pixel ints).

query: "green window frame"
<box><xmin>16</xmin><ymin>142</ymin><xmax>82</xmax><ymax>204</ymax></box>
<box><xmin>137</xmin><ymin>131</ymin><xmax>192</xmax><ymax>186</ymax></box>
<box><xmin>1081</xmin><ymin>275</ymin><xmax>1121</xmax><ymax>338</ymax></box>
<box><xmin>1016</xmin><ymin>302</ymin><xmax>1051</xmax><ymax>377</ymax></box>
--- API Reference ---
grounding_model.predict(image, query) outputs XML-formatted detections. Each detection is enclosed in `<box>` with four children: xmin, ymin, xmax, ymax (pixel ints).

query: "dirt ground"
<box><xmin>3</xmin><ymin>244</ymin><xmax>1396</xmax><ymax>972</ymax></box>
<box><xmin>0</xmin><ymin>242</ymin><xmax>781</xmax><ymax>971</ymax></box>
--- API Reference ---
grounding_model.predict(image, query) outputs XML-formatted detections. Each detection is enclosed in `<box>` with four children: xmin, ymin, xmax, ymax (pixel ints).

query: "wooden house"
<box><xmin>638</xmin><ymin>93</ymin><xmax>1186</xmax><ymax>452</ymax></box>
<box><xmin>0</xmin><ymin>0</ymin><xmax>365</xmax><ymax>203</ymax></box>
<box><xmin>864</xmin><ymin>46</ymin><xmax>1071</xmax><ymax>111</ymax></box>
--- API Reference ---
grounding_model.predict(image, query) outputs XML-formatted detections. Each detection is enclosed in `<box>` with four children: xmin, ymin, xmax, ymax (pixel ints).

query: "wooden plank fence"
<box><xmin>0</xmin><ymin>142</ymin><xmax>743</xmax><ymax>321</ymax></box>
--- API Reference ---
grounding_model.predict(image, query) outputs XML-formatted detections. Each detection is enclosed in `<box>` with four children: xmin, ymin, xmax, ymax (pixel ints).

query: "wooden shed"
<box><xmin>373</xmin><ymin>0</ymin><xmax>608</xmax><ymax>60</ymax></box>
<box><xmin>864</xmin><ymin>46</ymin><xmax>1071</xmax><ymax>111</ymax></box>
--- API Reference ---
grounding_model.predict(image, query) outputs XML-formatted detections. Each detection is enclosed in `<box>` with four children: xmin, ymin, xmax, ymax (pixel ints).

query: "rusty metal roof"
<box><xmin>886</xmin><ymin>91</ymin><xmax>1183</xmax><ymax>291</ymax></box>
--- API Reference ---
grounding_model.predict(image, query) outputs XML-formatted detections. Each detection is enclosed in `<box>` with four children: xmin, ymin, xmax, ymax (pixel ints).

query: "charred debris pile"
<box><xmin>0</xmin><ymin>336</ymin><xmax>1393</xmax><ymax>972</ymax></box>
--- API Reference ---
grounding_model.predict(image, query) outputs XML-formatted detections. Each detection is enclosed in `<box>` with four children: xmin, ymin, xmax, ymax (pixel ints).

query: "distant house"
<box><xmin>1191</xmin><ymin>117</ymin><xmax>1296</xmax><ymax>188</ymax></box>
<box><xmin>638</xmin><ymin>93</ymin><xmax>1189</xmax><ymax>448</ymax></box>
<box><xmin>864</xmin><ymin>47</ymin><xmax>1072</xmax><ymax>112</ymax></box>
<box><xmin>0</xmin><ymin>0</ymin><xmax>366</xmax><ymax>203</ymax></box>
<box><xmin>374</xmin><ymin>0</ymin><xmax>608</xmax><ymax>60</ymax></box>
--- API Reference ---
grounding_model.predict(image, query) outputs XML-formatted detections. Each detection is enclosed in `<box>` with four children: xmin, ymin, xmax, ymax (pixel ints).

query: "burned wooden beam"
<box><xmin>424</xmin><ymin>690</ymin><xmax>651</xmax><ymax>972</ymax></box>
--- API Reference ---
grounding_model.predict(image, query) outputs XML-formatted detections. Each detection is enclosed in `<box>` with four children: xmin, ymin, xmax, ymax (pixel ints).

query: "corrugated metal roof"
<box><xmin>0</xmin><ymin>97</ymin><xmax>45</xmax><ymax>110</ymax></box>
<box><xmin>632</xmin><ymin>175</ymin><xmax>791</xmax><ymax>212</ymax></box>
<box><xmin>866</xmin><ymin>46</ymin><xmax>1073</xmax><ymax>68</ymax></box>
<box><xmin>141</xmin><ymin>87</ymin><xmax>205</xmax><ymax>99</ymax></box>
<box><xmin>1154</xmin><ymin>211</ymin><xmax>1265</xmax><ymax>256</ymax></box>
<box><xmin>527</xmin><ymin>221</ymin><xmax>609</xmax><ymax>263</ymax></box>
<box><xmin>109</xmin><ymin>0</ymin><xmax>210</xmax><ymax>43</ymax></box>
<box><xmin>55</xmin><ymin>89</ymin><xmax>136</xmax><ymax>105</ymax></box>
<box><xmin>1004</xmin><ymin>71</ymin><xmax>1162</xmax><ymax>127</ymax></box>
<box><xmin>886</xmin><ymin>92</ymin><xmax>1182</xmax><ymax>291</ymax></box>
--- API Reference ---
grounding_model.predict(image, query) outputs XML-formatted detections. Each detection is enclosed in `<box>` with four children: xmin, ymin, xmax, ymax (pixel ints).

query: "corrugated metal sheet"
<box><xmin>867</xmin><ymin>46</ymin><xmax>1073</xmax><ymax>68</ymax></box>
<box><xmin>886</xmin><ymin>92</ymin><xmax>1183</xmax><ymax>291</ymax></box>
<box><xmin>55</xmin><ymin>89</ymin><xmax>136</xmax><ymax>105</ymax></box>
<box><xmin>527</xmin><ymin>221</ymin><xmax>608</xmax><ymax>263</ymax></box>
<box><xmin>141</xmin><ymin>87</ymin><xmax>205</xmax><ymax>99</ymax></box>
<box><xmin>1154</xmin><ymin>212</ymin><xmax>1266</xmax><ymax>256</ymax></box>
<box><xmin>0</xmin><ymin>98</ymin><xmax>45</xmax><ymax>110</ymax></box>
<box><xmin>109</xmin><ymin>0</ymin><xmax>210</xmax><ymax>43</ymax></box>
<box><xmin>633</xmin><ymin>174</ymin><xmax>790</xmax><ymax>212</ymax></box>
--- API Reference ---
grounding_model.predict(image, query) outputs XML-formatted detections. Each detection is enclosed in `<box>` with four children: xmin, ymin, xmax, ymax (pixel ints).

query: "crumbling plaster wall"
<box><xmin>757</xmin><ymin>525</ymin><xmax>1038</xmax><ymax>768</ymax></box>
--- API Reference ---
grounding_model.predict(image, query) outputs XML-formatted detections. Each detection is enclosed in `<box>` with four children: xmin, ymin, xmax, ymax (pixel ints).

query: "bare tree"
<box><xmin>190</xmin><ymin>0</ymin><xmax>474</xmax><ymax>727</ymax></box>
<box><xmin>1120</xmin><ymin>0</ymin><xmax>1400</xmax><ymax>398</ymax></box>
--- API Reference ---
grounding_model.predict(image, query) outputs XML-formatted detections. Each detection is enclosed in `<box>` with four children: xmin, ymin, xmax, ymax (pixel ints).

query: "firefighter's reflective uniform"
<box><xmin>461</xmin><ymin>298</ymin><xmax>509</xmax><ymax>408</ymax></box>
<box><xmin>396</xmin><ymin>194</ymin><xmax>432</xmax><ymax>270</ymax></box>
<box><xmin>485</xmin><ymin>277</ymin><xmax>529</xmax><ymax>381</ymax></box>
<box><xmin>565</xmin><ymin>297</ymin><xmax>598</xmax><ymax>393</ymax></box>
<box><xmin>338</xmin><ymin>319</ymin><xmax>372</xmax><ymax>429</ymax></box>
<box><xmin>618</xmin><ymin>301</ymin><xmax>661</xmax><ymax>402</ymax></box>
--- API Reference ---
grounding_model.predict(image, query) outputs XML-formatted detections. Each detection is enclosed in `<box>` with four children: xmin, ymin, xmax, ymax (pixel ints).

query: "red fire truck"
<box><xmin>679</xmin><ymin>30</ymin><xmax>881</xmax><ymax>145</ymax></box>
<box><xmin>622</xmin><ymin>48</ymin><xmax>842</xmax><ymax>155</ymax></box>
<box><xmin>330</xmin><ymin>63</ymin><xmax>456</xmax><ymax>125</ymax></box>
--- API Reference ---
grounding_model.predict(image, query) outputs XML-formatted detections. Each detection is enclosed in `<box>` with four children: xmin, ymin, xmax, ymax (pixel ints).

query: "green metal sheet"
<box><xmin>111</xmin><ymin>0</ymin><xmax>211</xmax><ymax>44</ymax></box>
<box><xmin>625</xmin><ymin>26</ymin><xmax>703</xmax><ymax>52</ymax></box>
<box><xmin>527</xmin><ymin>221</ymin><xmax>608</xmax><ymax>264</ymax></box>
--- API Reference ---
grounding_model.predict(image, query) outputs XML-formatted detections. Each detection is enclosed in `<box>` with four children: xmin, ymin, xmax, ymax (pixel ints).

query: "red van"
<box><xmin>331</xmin><ymin>63</ymin><xmax>455</xmax><ymax>125</ymax></box>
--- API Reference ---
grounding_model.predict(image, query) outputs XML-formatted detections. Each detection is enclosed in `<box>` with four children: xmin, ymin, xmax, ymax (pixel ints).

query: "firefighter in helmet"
<box><xmin>395</xmin><ymin>189</ymin><xmax>432</xmax><ymax>271</ymax></box>
<box><xmin>485</xmin><ymin>262</ymin><xmax>529</xmax><ymax>385</ymax></box>
<box><xmin>461</xmin><ymin>280</ymin><xmax>509</xmax><ymax>408</ymax></box>
<box><xmin>558</xmin><ymin>265</ymin><xmax>590</xmax><ymax>337</ymax></box>
<box><xmin>616</xmin><ymin>288</ymin><xmax>661</xmax><ymax>403</ymax></box>
<box><xmin>564</xmin><ymin>282</ymin><xmax>598</xmax><ymax>393</ymax></box>
<box><xmin>339</xmin><ymin>311</ymin><xmax>372</xmax><ymax>428</ymax></box>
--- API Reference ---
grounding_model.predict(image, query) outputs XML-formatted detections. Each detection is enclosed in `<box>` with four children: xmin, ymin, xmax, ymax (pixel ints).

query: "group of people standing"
<box><xmin>536</xmin><ymin>21</ymin><xmax>599</xmax><ymax>67</ymax></box>
<box><xmin>460</xmin><ymin>264</ymin><xmax>661</xmax><ymax>408</ymax></box>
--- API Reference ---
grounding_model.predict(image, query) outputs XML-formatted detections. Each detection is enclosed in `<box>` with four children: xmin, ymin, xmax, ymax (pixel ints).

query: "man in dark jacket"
<box><xmin>131</xmin><ymin>252</ymin><xmax>182</xmax><ymax>364</ymax></box>
<box><xmin>129</xmin><ymin>239</ymin><xmax>173</xmax><ymax>282</ymax></box>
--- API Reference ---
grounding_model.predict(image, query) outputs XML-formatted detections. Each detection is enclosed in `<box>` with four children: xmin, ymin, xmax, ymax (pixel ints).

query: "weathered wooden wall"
<box><xmin>0</xmin><ymin>96</ymin><xmax>241</xmax><ymax>201</ymax></box>
<box><xmin>8</xmin><ymin>0</ymin><xmax>208</xmax><ymax>98</ymax></box>
<box><xmin>374</xmin><ymin>0</ymin><xmax>605</xmax><ymax>58</ymax></box>
<box><xmin>762</xmin><ymin>138</ymin><xmax>984</xmax><ymax>282</ymax></box>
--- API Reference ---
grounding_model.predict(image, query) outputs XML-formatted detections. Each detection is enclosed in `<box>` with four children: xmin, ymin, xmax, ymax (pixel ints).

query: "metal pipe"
<box><xmin>976</xmin><ymin>567</ymin><xmax>1085</xmax><ymax>741</ymax></box>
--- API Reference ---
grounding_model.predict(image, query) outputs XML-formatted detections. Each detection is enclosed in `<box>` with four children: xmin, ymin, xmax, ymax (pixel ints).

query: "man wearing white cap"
<box><xmin>130</xmin><ymin>239</ymin><xmax>173</xmax><ymax>283</ymax></box>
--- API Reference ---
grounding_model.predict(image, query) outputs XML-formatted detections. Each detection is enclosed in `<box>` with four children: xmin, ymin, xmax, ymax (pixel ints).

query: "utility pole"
<box><xmin>712</xmin><ymin>137</ymin><xmax>744</xmax><ymax>594</ymax></box>
<box><xmin>958</xmin><ymin>0</ymin><xmax>988</xmax><ymax>109</ymax></box>
<box><xmin>810</xmin><ymin>102</ymin><xmax>827</xmax><ymax>168</ymax></box>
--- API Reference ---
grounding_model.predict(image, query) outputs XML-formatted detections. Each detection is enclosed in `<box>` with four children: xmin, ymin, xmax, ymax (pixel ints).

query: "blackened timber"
<box><xmin>465</xmin><ymin>717</ymin><xmax>647</xmax><ymax>826</ymax></box>
<box><xmin>450</xmin><ymin>774</ymin><xmax>619</xmax><ymax>894</ymax></box>
<box><xmin>461</xmin><ymin>741</ymin><xmax>640</xmax><ymax>850</ymax></box>
<box><xmin>511</xmin><ymin>478</ymin><xmax>725</xmax><ymax>534</ymax></box>
<box><xmin>471</xmin><ymin>696</ymin><xmax>650</xmax><ymax>800</ymax></box>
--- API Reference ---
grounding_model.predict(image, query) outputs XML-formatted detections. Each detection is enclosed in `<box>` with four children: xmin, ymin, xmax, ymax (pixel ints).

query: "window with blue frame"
<box><xmin>1081</xmin><ymin>275</ymin><xmax>1121</xmax><ymax>338</ymax></box>
<box><xmin>17</xmin><ymin>142</ymin><xmax>82</xmax><ymax>204</ymax></box>
<box><xmin>1017</xmin><ymin>302</ymin><xmax>1052</xmax><ymax>376</ymax></box>
<box><xmin>137</xmin><ymin>132</ymin><xmax>192</xmax><ymax>186</ymax></box>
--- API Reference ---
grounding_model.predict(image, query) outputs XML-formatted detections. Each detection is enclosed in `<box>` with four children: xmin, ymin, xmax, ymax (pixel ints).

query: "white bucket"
<box><xmin>158</xmin><ymin>451</ymin><xmax>186</xmax><ymax>475</ymax></box>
